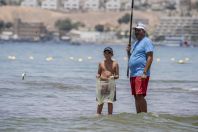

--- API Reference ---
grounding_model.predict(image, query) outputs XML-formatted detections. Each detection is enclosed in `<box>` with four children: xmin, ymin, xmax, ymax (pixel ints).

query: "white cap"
<box><xmin>134</xmin><ymin>22</ymin><xmax>146</xmax><ymax>31</ymax></box>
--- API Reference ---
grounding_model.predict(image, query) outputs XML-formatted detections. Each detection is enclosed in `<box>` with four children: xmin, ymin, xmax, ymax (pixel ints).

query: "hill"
<box><xmin>0</xmin><ymin>6</ymin><xmax>159</xmax><ymax>32</ymax></box>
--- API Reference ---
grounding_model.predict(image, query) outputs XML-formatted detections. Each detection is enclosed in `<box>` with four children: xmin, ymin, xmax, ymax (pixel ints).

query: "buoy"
<box><xmin>88</xmin><ymin>56</ymin><xmax>92</xmax><ymax>60</ymax></box>
<box><xmin>170</xmin><ymin>58</ymin><xmax>175</xmax><ymax>61</ymax></box>
<box><xmin>8</xmin><ymin>56</ymin><xmax>16</xmax><ymax>60</ymax></box>
<box><xmin>46</xmin><ymin>57</ymin><xmax>53</xmax><ymax>61</ymax></box>
<box><xmin>78</xmin><ymin>58</ymin><xmax>83</xmax><ymax>62</ymax></box>
<box><xmin>29</xmin><ymin>56</ymin><xmax>34</xmax><ymax>60</ymax></box>
<box><xmin>156</xmin><ymin>58</ymin><xmax>160</xmax><ymax>62</ymax></box>
<box><xmin>185</xmin><ymin>57</ymin><xmax>189</xmax><ymax>61</ymax></box>
<box><xmin>69</xmin><ymin>57</ymin><xmax>74</xmax><ymax>60</ymax></box>
<box><xmin>177</xmin><ymin>59</ymin><xmax>186</xmax><ymax>64</ymax></box>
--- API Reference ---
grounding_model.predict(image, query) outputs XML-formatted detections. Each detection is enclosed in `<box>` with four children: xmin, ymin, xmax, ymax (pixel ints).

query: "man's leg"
<box><xmin>134</xmin><ymin>95</ymin><xmax>141</xmax><ymax>113</ymax></box>
<box><xmin>97</xmin><ymin>103</ymin><xmax>104</xmax><ymax>114</ymax></box>
<box><xmin>108</xmin><ymin>103</ymin><xmax>113</xmax><ymax>115</ymax></box>
<box><xmin>136</xmin><ymin>94</ymin><xmax>147</xmax><ymax>113</ymax></box>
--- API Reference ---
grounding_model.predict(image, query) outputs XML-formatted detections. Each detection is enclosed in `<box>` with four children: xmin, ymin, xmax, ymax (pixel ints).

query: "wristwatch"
<box><xmin>143</xmin><ymin>71</ymin><xmax>147</xmax><ymax>74</ymax></box>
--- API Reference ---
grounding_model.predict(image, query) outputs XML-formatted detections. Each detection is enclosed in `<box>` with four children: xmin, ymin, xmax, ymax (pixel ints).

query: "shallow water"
<box><xmin>1</xmin><ymin>113</ymin><xmax>197</xmax><ymax>132</ymax></box>
<box><xmin>0</xmin><ymin>42</ymin><xmax>197</xmax><ymax>131</ymax></box>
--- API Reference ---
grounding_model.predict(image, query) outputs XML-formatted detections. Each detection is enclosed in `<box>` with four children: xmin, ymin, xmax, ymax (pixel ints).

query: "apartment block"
<box><xmin>105</xmin><ymin>0</ymin><xmax>121</xmax><ymax>11</ymax></box>
<box><xmin>154</xmin><ymin>17</ymin><xmax>198</xmax><ymax>44</ymax></box>
<box><xmin>21</xmin><ymin>0</ymin><xmax>38</xmax><ymax>7</ymax></box>
<box><xmin>41</xmin><ymin>0</ymin><xmax>59</xmax><ymax>10</ymax></box>
<box><xmin>13</xmin><ymin>19</ymin><xmax>47</xmax><ymax>41</ymax></box>
<box><xmin>63</xmin><ymin>0</ymin><xmax>80</xmax><ymax>10</ymax></box>
<box><xmin>83</xmin><ymin>0</ymin><xmax>99</xmax><ymax>11</ymax></box>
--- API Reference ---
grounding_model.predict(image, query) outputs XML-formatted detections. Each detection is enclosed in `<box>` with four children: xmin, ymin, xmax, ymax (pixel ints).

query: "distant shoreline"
<box><xmin>1</xmin><ymin>40</ymin><xmax>197</xmax><ymax>47</ymax></box>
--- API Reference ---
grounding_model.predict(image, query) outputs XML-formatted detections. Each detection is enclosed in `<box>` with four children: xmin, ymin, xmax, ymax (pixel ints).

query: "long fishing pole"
<box><xmin>127</xmin><ymin>0</ymin><xmax>134</xmax><ymax>77</ymax></box>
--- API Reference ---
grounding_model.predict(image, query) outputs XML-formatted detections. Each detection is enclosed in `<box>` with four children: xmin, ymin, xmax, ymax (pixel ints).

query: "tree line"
<box><xmin>55</xmin><ymin>13</ymin><xmax>130</xmax><ymax>33</ymax></box>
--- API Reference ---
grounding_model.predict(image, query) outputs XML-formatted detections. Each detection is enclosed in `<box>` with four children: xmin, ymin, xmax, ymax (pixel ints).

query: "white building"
<box><xmin>106</xmin><ymin>0</ymin><xmax>121</xmax><ymax>11</ymax></box>
<box><xmin>21</xmin><ymin>0</ymin><xmax>38</xmax><ymax>7</ymax></box>
<box><xmin>41</xmin><ymin>0</ymin><xmax>59</xmax><ymax>10</ymax></box>
<box><xmin>0</xmin><ymin>31</ymin><xmax>14</xmax><ymax>40</ymax></box>
<box><xmin>124</xmin><ymin>0</ymin><xmax>149</xmax><ymax>10</ymax></box>
<box><xmin>151</xmin><ymin>2</ymin><xmax>166</xmax><ymax>10</ymax></box>
<box><xmin>84</xmin><ymin>0</ymin><xmax>99</xmax><ymax>11</ymax></box>
<box><xmin>64</xmin><ymin>0</ymin><xmax>80</xmax><ymax>10</ymax></box>
<box><xmin>124</xmin><ymin>1</ymin><xmax>132</xmax><ymax>10</ymax></box>
<box><xmin>69</xmin><ymin>30</ymin><xmax>116</xmax><ymax>42</ymax></box>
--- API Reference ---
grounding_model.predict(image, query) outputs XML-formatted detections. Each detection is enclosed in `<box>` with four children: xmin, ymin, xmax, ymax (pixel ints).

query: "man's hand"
<box><xmin>141</xmin><ymin>73</ymin><xmax>147</xmax><ymax>80</ymax></box>
<box><xmin>126</xmin><ymin>44</ymin><xmax>131</xmax><ymax>52</ymax></box>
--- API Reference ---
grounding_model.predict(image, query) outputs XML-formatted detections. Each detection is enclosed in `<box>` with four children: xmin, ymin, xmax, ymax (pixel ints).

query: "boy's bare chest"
<box><xmin>101</xmin><ymin>63</ymin><xmax>115</xmax><ymax>72</ymax></box>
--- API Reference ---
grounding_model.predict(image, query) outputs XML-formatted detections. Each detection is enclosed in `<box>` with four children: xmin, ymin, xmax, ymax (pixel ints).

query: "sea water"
<box><xmin>0</xmin><ymin>42</ymin><xmax>197</xmax><ymax>132</ymax></box>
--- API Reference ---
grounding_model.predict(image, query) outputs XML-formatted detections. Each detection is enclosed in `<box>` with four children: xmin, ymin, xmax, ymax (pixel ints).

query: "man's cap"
<box><xmin>104</xmin><ymin>47</ymin><xmax>113</xmax><ymax>54</ymax></box>
<box><xmin>134</xmin><ymin>22</ymin><xmax>146</xmax><ymax>31</ymax></box>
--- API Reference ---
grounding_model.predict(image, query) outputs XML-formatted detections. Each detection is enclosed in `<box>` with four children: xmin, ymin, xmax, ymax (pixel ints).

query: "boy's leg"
<box><xmin>97</xmin><ymin>103</ymin><xmax>104</xmax><ymax>114</ymax></box>
<box><xmin>108</xmin><ymin>103</ymin><xmax>113</xmax><ymax>115</ymax></box>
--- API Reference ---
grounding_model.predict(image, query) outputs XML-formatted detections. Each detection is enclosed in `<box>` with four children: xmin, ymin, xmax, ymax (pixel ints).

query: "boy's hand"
<box><xmin>109</xmin><ymin>76</ymin><xmax>114</xmax><ymax>79</ymax></box>
<box><xmin>96</xmin><ymin>74</ymin><xmax>100</xmax><ymax>78</ymax></box>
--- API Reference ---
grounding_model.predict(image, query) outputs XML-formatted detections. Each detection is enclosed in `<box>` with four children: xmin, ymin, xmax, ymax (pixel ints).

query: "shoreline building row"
<box><xmin>20</xmin><ymin>0</ymin><xmax>123</xmax><ymax>11</ymax></box>
<box><xmin>19</xmin><ymin>0</ymin><xmax>194</xmax><ymax>13</ymax></box>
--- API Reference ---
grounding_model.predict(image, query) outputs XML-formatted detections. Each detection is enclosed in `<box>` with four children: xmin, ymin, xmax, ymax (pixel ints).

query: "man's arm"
<box><xmin>126</xmin><ymin>44</ymin><xmax>131</xmax><ymax>56</ymax></box>
<box><xmin>143</xmin><ymin>52</ymin><xmax>153</xmax><ymax>74</ymax></box>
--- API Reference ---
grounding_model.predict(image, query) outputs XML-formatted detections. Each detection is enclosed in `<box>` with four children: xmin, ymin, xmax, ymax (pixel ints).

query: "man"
<box><xmin>127</xmin><ymin>23</ymin><xmax>154</xmax><ymax>113</ymax></box>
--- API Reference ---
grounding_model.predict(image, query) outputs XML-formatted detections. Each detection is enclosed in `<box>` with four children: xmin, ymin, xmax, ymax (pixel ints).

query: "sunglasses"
<box><xmin>135</xmin><ymin>29</ymin><xmax>143</xmax><ymax>32</ymax></box>
<box><xmin>104</xmin><ymin>51</ymin><xmax>112</xmax><ymax>54</ymax></box>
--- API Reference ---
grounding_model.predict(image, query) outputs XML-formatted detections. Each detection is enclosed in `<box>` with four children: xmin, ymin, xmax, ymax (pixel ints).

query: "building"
<box><xmin>149</xmin><ymin>0</ymin><xmax>166</xmax><ymax>11</ymax></box>
<box><xmin>21</xmin><ymin>0</ymin><xmax>38</xmax><ymax>7</ymax></box>
<box><xmin>69</xmin><ymin>30</ymin><xmax>116</xmax><ymax>43</ymax></box>
<box><xmin>13</xmin><ymin>19</ymin><xmax>47</xmax><ymax>41</ymax></box>
<box><xmin>124</xmin><ymin>1</ymin><xmax>132</xmax><ymax>10</ymax></box>
<box><xmin>124</xmin><ymin>0</ymin><xmax>149</xmax><ymax>10</ymax></box>
<box><xmin>63</xmin><ymin>0</ymin><xmax>80</xmax><ymax>10</ymax></box>
<box><xmin>154</xmin><ymin>17</ymin><xmax>198</xmax><ymax>46</ymax></box>
<box><xmin>0</xmin><ymin>0</ymin><xmax>21</xmax><ymax>5</ymax></box>
<box><xmin>177</xmin><ymin>0</ymin><xmax>192</xmax><ymax>16</ymax></box>
<box><xmin>105</xmin><ymin>0</ymin><xmax>121</xmax><ymax>11</ymax></box>
<box><xmin>0</xmin><ymin>30</ymin><xmax>13</xmax><ymax>40</ymax></box>
<box><xmin>83</xmin><ymin>0</ymin><xmax>99</xmax><ymax>11</ymax></box>
<box><xmin>41</xmin><ymin>0</ymin><xmax>59</xmax><ymax>10</ymax></box>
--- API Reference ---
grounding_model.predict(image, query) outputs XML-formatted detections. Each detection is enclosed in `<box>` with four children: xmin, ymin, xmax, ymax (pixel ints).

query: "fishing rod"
<box><xmin>127</xmin><ymin>0</ymin><xmax>134</xmax><ymax>77</ymax></box>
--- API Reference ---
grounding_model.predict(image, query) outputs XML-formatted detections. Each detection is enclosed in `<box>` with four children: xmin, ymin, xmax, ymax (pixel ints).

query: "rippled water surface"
<box><xmin>0</xmin><ymin>42</ymin><xmax>197</xmax><ymax>132</ymax></box>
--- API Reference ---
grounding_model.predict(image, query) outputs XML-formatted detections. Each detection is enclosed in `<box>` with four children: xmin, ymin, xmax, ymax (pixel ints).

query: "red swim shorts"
<box><xmin>130</xmin><ymin>76</ymin><xmax>150</xmax><ymax>96</ymax></box>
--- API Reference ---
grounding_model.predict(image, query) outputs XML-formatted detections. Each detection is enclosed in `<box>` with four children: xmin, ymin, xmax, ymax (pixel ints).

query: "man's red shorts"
<box><xmin>130</xmin><ymin>76</ymin><xmax>150</xmax><ymax>96</ymax></box>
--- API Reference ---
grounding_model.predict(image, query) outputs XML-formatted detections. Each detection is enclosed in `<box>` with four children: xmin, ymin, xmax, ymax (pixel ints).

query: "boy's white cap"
<box><xmin>134</xmin><ymin>22</ymin><xmax>146</xmax><ymax>31</ymax></box>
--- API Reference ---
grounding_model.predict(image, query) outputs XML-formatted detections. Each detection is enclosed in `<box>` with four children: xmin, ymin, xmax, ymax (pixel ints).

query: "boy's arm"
<box><xmin>96</xmin><ymin>62</ymin><xmax>102</xmax><ymax>78</ymax></box>
<box><xmin>114</xmin><ymin>62</ymin><xmax>119</xmax><ymax>79</ymax></box>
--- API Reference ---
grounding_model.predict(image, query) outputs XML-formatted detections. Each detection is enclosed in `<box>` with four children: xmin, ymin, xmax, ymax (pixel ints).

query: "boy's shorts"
<box><xmin>96</xmin><ymin>86</ymin><xmax>116</xmax><ymax>102</ymax></box>
<box><xmin>130</xmin><ymin>76</ymin><xmax>149</xmax><ymax>96</ymax></box>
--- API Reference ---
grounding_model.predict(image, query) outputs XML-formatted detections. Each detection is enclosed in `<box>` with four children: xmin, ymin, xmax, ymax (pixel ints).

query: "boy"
<box><xmin>96</xmin><ymin>47</ymin><xmax>119</xmax><ymax>115</ymax></box>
